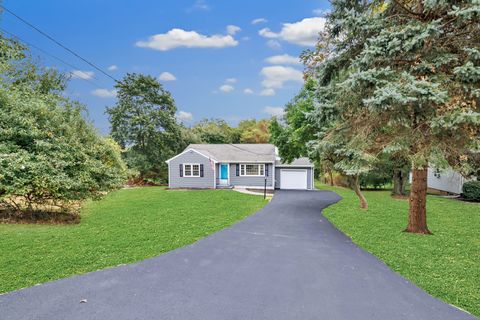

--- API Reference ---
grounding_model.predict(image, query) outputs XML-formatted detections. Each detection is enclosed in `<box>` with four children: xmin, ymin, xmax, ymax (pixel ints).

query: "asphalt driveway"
<box><xmin>0</xmin><ymin>190</ymin><xmax>474</xmax><ymax>320</ymax></box>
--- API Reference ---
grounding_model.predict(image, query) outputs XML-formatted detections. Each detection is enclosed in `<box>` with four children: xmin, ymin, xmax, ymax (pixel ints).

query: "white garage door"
<box><xmin>280</xmin><ymin>169</ymin><xmax>308</xmax><ymax>190</ymax></box>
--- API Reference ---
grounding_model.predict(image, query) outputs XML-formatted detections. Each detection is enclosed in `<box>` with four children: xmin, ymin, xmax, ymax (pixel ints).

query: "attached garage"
<box><xmin>275</xmin><ymin>158</ymin><xmax>314</xmax><ymax>190</ymax></box>
<box><xmin>280</xmin><ymin>169</ymin><xmax>308</xmax><ymax>189</ymax></box>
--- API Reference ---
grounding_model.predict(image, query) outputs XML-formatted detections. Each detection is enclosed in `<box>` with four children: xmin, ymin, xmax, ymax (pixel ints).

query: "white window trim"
<box><xmin>240</xmin><ymin>164</ymin><xmax>265</xmax><ymax>177</ymax></box>
<box><xmin>183</xmin><ymin>163</ymin><xmax>201</xmax><ymax>178</ymax></box>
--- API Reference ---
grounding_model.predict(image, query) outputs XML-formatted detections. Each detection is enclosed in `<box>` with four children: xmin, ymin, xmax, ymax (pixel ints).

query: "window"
<box><xmin>240</xmin><ymin>164</ymin><xmax>265</xmax><ymax>176</ymax></box>
<box><xmin>184</xmin><ymin>164</ymin><xmax>200</xmax><ymax>177</ymax></box>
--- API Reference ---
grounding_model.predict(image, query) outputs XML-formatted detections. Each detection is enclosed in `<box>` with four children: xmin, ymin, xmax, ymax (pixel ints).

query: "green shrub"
<box><xmin>462</xmin><ymin>181</ymin><xmax>480</xmax><ymax>201</ymax></box>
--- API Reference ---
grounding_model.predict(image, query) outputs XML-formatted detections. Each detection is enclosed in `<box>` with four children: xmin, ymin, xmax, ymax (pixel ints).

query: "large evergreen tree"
<box><xmin>305</xmin><ymin>0</ymin><xmax>480</xmax><ymax>233</ymax></box>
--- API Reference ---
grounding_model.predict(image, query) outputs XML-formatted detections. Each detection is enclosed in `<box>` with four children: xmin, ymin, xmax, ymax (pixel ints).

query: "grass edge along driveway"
<box><xmin>0</xmin><ymin>187</ymin><xmax>268</xmax><ymax>293</ymax></box>
<box><xmin>317</xmin><ymin>182</ymin><xmax>479</xmax><ymax>317</ymax></box>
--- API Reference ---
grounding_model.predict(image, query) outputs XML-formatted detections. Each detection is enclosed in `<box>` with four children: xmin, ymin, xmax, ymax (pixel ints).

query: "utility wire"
<box><xmin>0</xmin><ymin>5</ymin><xmax>117</xmax><ymax>82</ymax></box>
<box><xmin>0</xmin><ymin>27</ymin><xmax>104</xmax><ymax>89</ymax></box>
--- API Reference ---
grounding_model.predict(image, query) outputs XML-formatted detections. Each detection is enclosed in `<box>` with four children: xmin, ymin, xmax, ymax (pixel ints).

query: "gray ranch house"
<box><xmin>166</xmin><ymin>144</ymin><xmax>314</xmax><ymax>190</ymax></box>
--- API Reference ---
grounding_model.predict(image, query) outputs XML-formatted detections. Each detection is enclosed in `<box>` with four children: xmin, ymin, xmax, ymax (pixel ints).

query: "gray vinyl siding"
<box><xmin>168</xmin><ymin>150</ymin><xmax>214</xmax><ymax>188</ymax></box>
<box><xmin>229</xmin><ymin>163</ymin><xmax>273</xmax><ymax>187</ymax></box>
<box><xmin>274</xmin><ymin>167</ymin><xmax>313</xmax><ymax>189</ymax></box>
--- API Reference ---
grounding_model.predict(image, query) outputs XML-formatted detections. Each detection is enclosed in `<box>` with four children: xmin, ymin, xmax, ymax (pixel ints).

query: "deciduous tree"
<box><xmin>107</xmin><ymin>73</ymin><xmax>181</xmax><ymax>183</ymax></box>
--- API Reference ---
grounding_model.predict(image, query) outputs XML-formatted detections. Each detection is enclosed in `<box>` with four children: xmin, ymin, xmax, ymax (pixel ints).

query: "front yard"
<box><xmin>318</xmin><ymin>182</ymin><xmax>479</xmax><ymax>317</ymax></box>
<box><xmin>0</xmin><ymin>187</ymin><xmax>267</xmax><ymax>293</ymax></box>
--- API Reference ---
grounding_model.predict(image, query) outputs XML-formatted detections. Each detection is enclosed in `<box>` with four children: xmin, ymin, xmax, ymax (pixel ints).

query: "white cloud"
<box><xmin>265</xmin><ymin>54</ymin><xmax>301</xmax><ymax>65</ymax></box>
<box><xmin>219</xmin><ymin>84</ymin><xmax>234</xmax><ymax>92</ymax></box>
<box><xmin>225</xmin><ymin>78</ymin><xmax>237</xmax><ymax>83</ymax></box>
<box><xmin>71</xmin><ymin>70</ymin><xmax>94</xmax><ymax>80</ymax></box>
<box><xmin>266</xmin><ymin>39</ymin><xmax>281</xmax><ymax>49</ymax></box>
<box><xmin>260</xmin><ymin>66</ymin><xmax>303</xmax><ymax>89</ymax></box>
<box><xmin>177</xmin><ymin>111</ymin><xmax>193</xmax><ymax>121</ymax></box>
<box><xmin>107</xmin><ymin>65</ymin><xmax>118</xmax><ymax>71</ymax></box>
<box><xmin>91</xmin><ymin>88</ymin><xmax>117</xmax><ymax>98</ymax></box>
<box><xmin>159</xmin><ymin>72</ymin><xmax>177</xmax><ymax>81</ymax></box>
<box><xmin>259</xmin><ymin>88</ymin><xmax>275</xmax><ymax>96</ymax></box>
<box><xmin>226</xmin><ymin>25</ymin><xmax>241</xmax><ymax>35</ymax></box>
<box><xmin>251</xmin><ymin>18</ymin><xmax>268</xmax><ymax>25</ymax></box>
<box><xmin>243</xmin><ymin>88</ymin><xmax>254</xmax><ymax>95</ymax></box>
<box><xmin>258</xmin><ymin>17</ymin><xmax>326</xmax><ymax>46</ymax></box>
<box><xmin>264</xmin><ymin>106</ymin><xmax>285</xmax><ymax>117</ymax></box>
<box><xmin>313</xmin><ymin>8</ymin><xmax>330</xmax><ymax>16</ymax></box>
<box><xmin>136</xmin><ymin>28</ymin><xmax>238</xmax><ymax>51</ymax></box>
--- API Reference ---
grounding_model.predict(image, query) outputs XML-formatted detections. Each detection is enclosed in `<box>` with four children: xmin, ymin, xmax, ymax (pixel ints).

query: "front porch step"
<box><xmin>216</xmin><ymin>185</ymin><xmax>234</xmax><ymax>189</ymax></box>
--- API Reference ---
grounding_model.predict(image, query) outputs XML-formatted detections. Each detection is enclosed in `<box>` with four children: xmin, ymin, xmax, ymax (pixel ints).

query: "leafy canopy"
<box><xmin>107</xmin><ymin>73</ymin><xmax>182</xmax><ymax>182</ymax></box>
<box><xmin>0</xmin><ymin>35</ymin><xmax>126</xmax><ymax>215</ymax></box>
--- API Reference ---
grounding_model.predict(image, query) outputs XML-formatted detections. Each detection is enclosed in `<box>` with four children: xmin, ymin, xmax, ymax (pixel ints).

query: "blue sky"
<box><xmin>2</xmin><ymin>0</ymin><xmax>329</xmax><ymax>133</ymax></box>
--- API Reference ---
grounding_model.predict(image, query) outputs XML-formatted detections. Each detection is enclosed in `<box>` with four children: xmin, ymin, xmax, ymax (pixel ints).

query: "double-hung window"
<box><xmin>184</xmin><ymin>164</ymin><xmax>200</xmax><ymax>177</ymax></box>
<box><xmin>240</xmin><ymin>164</ymin><xmax>265</xmax><ymax>176</ymax></box>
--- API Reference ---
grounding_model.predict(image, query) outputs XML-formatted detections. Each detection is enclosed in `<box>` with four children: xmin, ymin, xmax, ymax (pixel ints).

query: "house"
<box><xmin>165</xmin><ymin>144</ymin><xmax>314</xmax><ymax>190</ymax></box>
<box><xmin>426</xmin><ymin>167</ymin><xmax>469</xmax><ymax>194</ymax></box>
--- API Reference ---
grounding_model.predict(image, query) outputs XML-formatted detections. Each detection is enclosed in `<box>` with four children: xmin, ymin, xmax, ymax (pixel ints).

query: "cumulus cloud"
<box><xmin>91</xmin><ymin>88</ymin><xmax>117</xmax><ymax>98</ymax></box>
<box><xmin>259</xmin><ymin>88</ymin><xmax>275</xmax><ymax>96</ymax></box>
<box><xmin>159</xmin><ymin>72</ymin><xmax>177</xmax><ymax>81</ymax></box>
<box><xmin>260</xmin><ymin>65</ymin><xmax>303</xmax><ymax>89</ymax></box>
<box><xmin>226</xmin><ymin>25</ymin><xmax>241</xmax><ymax>35</ymax></box>
<box><xmin>243</xmin><ymin>88</ymin><xmax>254</xmax><ymax>95</ymax></box>
<box><xmin>258</xmin><ymin>17</ymin><xmax>325</xmax><ymax>46</ymax></box>
<box><xmin>71</xmin><ymin>70</ymin><xmax>94</xmax><ymax>80</ymax></box>
<box><xmin>177</xmin><ymin>111</ymin><xmax>193</xmax><ymax>121</ymax></box>
<box><xmin>136</xmin><ymin>28</ymin><xmax>238</xmax><ymax>51</ymax></box>
<box><xmin>219</xmin><ymin>84</ymin><xmax>234</xmax><ymax>92</ymax></box>
<box><xmin>266</xmin><ymin>39</ymin><xmax>281</xmax><ymax>50</ymax></box>
<box><xmin>265</xmin><ymin>54</ymin><xmax>301</xmax><ymax>65</ymax></box>
<box><xmin>264</xmin><ymin>106</ymin><xmax>285</xmax><ymax>117</ymax></box>
<box><xmin>251</xmin><ymin>18</ymin><xmax>267</xmax><ymax>25</ymax></box>
<box><xmin>225</xmin><ymin>78</ymin><xmax>237</xmax><ymax>83</ymax></box>
<box><xmin>107</xmin><ymin>65</ymin><xmax>118</xmax><ymax>71</ymax></box>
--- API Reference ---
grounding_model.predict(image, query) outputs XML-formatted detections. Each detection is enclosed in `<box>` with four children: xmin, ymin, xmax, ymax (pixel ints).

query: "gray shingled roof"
<box><xmin>187</xmin><ymin>144</ymin><xmax>276</xmax><ymax>162</ymax></box>
<box><xmin>275</xmin><ymin>157</ymin><xmax>313</xmax><ymax>167</ymax></box>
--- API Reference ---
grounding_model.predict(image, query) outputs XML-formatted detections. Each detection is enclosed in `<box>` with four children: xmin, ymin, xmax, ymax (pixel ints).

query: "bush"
<box><xmin>462</xmin><ymin>181</ymin><xmax>480</xmax><ymax>202</ymax></box>
<box><xmin>0</xmin><ymin>36</ymin><xmax>127</xmax><ymax>220</ymax></box>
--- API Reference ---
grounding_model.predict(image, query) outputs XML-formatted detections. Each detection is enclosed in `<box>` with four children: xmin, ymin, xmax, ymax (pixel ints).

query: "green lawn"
<box><xmin>317</xmin><ymin>182</ymin><xmax>479</xmax><ymax>317</ymax></box>
<box><xmin>0</xmin><ymin>187</ymin><xmax>267</xmax><ymax>293</ymax></box>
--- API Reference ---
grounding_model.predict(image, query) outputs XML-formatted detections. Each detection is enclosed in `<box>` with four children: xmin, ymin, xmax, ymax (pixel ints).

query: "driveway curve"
<box><xmin>0</xmin><ymin>190</ymin><xmax>474</xmax><ymax>320</ymax></box>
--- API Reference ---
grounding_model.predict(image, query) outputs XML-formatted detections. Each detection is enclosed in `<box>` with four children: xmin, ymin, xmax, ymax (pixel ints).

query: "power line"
<box><xmin>0</xmin><ymin>4</ymin><xmax>117</xmax><ymax>82</ymax></box>
<box><xmin>0</xmin><ymin>27</ymin><xmax>104</xmax><ymax>89</ymax></box>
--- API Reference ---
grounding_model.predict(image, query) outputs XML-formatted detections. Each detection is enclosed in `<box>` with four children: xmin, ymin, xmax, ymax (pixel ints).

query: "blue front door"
<box><xmin>220</xmin><ymin>164</ymin><xmax>228</xmax><ymax>185</ymax></box>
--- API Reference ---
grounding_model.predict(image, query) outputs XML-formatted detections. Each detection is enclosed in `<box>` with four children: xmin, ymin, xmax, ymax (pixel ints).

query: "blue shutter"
<box><xmin>200</xmin><ymin>164</ymin><xmax>204</xmax><ymax>177</ymax></box>
<box><xmin>265</xmin><ymin>164</ymin><xmax>269</xmax><ymax>176</ymax></box>
<box><xmin>179</xmin><ymin>164</ymin><xmax>183</xmax><ymax>177</ymax></box>
<box><xmin>236</xmin><ymin>164</ymin><xmax>239</xmax><ymax>176</ymax></box>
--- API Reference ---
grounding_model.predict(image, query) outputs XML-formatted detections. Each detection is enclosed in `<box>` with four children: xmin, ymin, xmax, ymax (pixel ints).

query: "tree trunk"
<box><xmin>392</xmin><ymin>169</ymin><xmax>407</xmax><ymax>196</ymax></box>
<box><xmin>329</xmin><ymin>170</ymin><xmax>334</xmax><ymax>186</ymax></box>
<box><xmin>351</xmin><ymin>175</ymin><xmax>368</xmax><ymax>209</ymax></box>
<box><xmin>405</xmin><ymin>168</ymin><xmax>431</xmax><ymax>234</ymax></box>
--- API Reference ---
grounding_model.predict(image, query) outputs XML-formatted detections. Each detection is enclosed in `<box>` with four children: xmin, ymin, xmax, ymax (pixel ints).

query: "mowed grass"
<box><xmin>317</xmin><ymin>182</ymin><xmax>480</xmax><ymax>317</ymax></box>
<box><xmin>0</xmin><ymin>187</ymin><xmax>267</xmax><ymax>293</ymax></box>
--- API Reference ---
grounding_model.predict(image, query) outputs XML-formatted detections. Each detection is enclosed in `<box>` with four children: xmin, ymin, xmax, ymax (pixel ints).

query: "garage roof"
<box><xmin>275</xmin><ymin>157</ymin><xmax>313</xmax><ymax>167</ymax></box>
